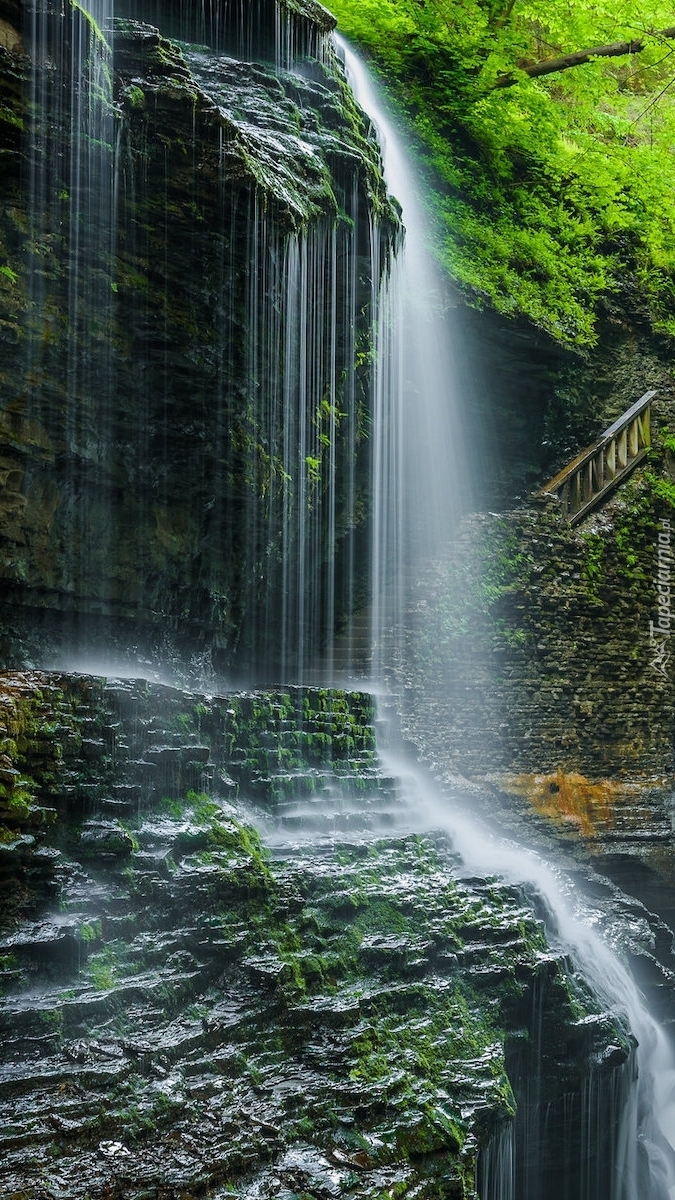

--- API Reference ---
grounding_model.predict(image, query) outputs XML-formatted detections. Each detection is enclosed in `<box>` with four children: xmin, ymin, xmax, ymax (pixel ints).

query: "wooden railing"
<box><xmin>539</xmin><ymin>390</ymin><xmax>656</xmax><ymax>525</ymax></box>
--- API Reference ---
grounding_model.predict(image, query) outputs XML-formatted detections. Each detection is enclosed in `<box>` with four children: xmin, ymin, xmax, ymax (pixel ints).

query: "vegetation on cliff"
<box><xmin>0</xmin><ymin>11</ymin><xmax>400</xmax><ymax>673</ymax></box>
<box><xmin>328</xmin><ymin>0</ymin><xmax>675</xmax><ymax>348</ymax></box>
<box><xmin>0</xmin><ymin>674</ymin><xmax>627</xmax><ymax>1199</ymax></box>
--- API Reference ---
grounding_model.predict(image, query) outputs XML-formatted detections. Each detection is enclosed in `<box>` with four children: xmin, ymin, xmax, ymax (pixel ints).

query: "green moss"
<box><xmin>353</xmin><ymin>898</ymin><xmax>409</xmax><ymax>937</ymax></box>
<box><xmin>644</xmin><ymin>469</ymin><xmax>675</xmax><ymax>511</ymax></box>
<box><xmin>0</xmin><ymin>105</ymin><xmax>23</xmax><ymax>132</ymax></box>
<box><xmin>88</xmin><ymin>963</ymin><xmax>115</xmax><ymax>990</ymax></box>
<box><xmin>580</xmin><ymin>531</ymin><xmax>605</xmax><ymax>602</ymax></box>
<box><xmin>158</xmin><ymin>795</ymin><xmax>183</xmax><ymax>818</ymax></box>
<box><xmin>125</xmin><ymin>84</ymin><xmax>146</xmax><ymax>110</ymax></box>
<box><xmin>0</xmin><ymin>785</ymin><xmax>34</xmax><ymax>820</ymax></box>
<box><xmin>85</xmin><ymin>941</ymin><xmax>132</xmax><ymax>991</ymax></box>
<box><xmin>79</xmin><ymin>919</ymin><xmax>103</xmax><ymax>942</ymax></box>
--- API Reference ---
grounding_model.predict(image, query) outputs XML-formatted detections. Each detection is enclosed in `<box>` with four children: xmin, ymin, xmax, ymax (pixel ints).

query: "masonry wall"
<box><xmin>394</xmin><ymin>401</ymin><xmax>675</xmax><ymax>860</ymax></box>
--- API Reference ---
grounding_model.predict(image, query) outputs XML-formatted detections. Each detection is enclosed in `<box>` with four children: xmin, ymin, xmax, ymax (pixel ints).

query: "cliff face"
<box><xmin>114</xmin><ymin>0</ymin><xmax>337</xmax><ymax>64</ymax></box>
<box><xmin>0</xmin><ymin>1</ymin><xmax>397</xmax><ymax>677</ymax></box>
<box><xmin>0</xmin><ymin>672</ymin><xmax>634</xmax><ymax>1200</ymax></box>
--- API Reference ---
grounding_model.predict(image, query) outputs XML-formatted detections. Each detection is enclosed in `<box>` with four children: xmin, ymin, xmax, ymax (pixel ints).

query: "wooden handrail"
<box><xmin>539</xmin><ymin>390</ymin><xmax>656</xmax><ymax>525</ymax></box>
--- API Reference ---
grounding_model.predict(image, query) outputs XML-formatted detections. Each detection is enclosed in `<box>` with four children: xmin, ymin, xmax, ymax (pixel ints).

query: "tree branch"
<box><xmin>491</xmin><ymin>0</ymin><xmax>518</xmax><ymax>33</ymax></box>
<box><xmin>493</xmin><ymin>25</ymin><xmax>675</xmax><ymax>88</ymax></box>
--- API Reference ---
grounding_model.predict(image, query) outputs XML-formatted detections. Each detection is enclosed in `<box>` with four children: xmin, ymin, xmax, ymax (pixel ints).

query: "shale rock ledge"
<box><xmin>0</xmin><ymin>672</ymin><xmax>631</xmax><ymax>1199</ymax></box>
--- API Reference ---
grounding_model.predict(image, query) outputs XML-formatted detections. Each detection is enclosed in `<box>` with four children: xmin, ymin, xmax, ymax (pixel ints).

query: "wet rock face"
<box><xmin>0</xmin><ymin>671</ymin><xmax>630</xmax><ymax>1200</ymax></box>
<box><xmin>114</xmin><ymin>0</ymin><xmax>337</xmax><ymax>63</ymax></box>
<box><xmin>0</xmin><ymin>7</ymin><xmax>397</xmax><ymax>674</ymax></box>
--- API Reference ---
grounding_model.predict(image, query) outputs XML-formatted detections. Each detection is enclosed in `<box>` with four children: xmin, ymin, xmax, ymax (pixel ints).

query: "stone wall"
<box><xmin>395</xmin><ymin>399</ymin><xmax>675</xmax><ymax>876</ymax></box>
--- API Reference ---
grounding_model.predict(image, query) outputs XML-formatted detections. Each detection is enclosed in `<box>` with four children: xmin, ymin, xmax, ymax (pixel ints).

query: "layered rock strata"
<box><xmin>0</xmin><ymin>671</ymin><xmax>632</xmax><ymax>1199</ymax></box>
<box><xmin>0</xmin><ymin>3</ymin><xmax>398</xmax><ymax>674</ymax></box>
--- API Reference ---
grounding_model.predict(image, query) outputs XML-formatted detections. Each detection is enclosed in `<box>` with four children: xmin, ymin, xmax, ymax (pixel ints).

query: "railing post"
<box><xmin>571</xmin><ymin>472</ymin><xmax>581</xmax><ymax>515</ymax></box>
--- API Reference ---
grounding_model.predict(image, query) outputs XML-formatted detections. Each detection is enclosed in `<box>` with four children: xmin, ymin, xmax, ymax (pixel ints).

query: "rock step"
<box><xmin>275</xmin><ymin>809</ymin><xmax>401</xmax><ymax>835</ymax></box>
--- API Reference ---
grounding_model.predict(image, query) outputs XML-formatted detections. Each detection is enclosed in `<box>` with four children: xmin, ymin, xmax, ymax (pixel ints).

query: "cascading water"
<box><xmin>4</xmin><ymin>9</ymin><xmax>675</xmax><ymax>1199</ymax></box>
<box><xmin>443</xmin><ymin>795</ymin><xmax>675</xmax><ymax>1200</ymax></box>
<box><xmin>336</xmin><ymin>36</ymin><xmax>477</xmax><ymax>680</ymax></box>
<box><xmin>26</xmin><ymin>0</ymin><xmax>116</xmax><ymax>618</ymax></box>
<box><xmin>113</xmin><ymin>0</ymin><xmax>333</xmax><ymax>70</ymax></box>
<box><xmin>14</xmin><ymin>1</ymin><xmax>397</xmax><ymax>680</ymax></box>
<box><xmin>171</xmin><ymin>39</ymin><xmax>398</xmax><ymax>680</ymax></box>
<box><xmin>338</xmin><ymin>35</ymin><xmax>675</xmax><ymax>1200</ymax></box>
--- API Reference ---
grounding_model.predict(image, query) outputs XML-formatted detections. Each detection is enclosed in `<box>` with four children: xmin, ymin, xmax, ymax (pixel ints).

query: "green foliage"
<box><xmin>329</xmin><ymin>0</ymin><xmax>675</xmax><ymax>345</ymax></box>
<box><xmin>645</xmin><ymin>469</ymin><xmax>675</xmax><ymax>510</ymax></box>
<box><xmin>581</xmin><ymin>532</ymin><xmax>605</xmax><ymax>593</ymax></box>
<box><xmin>79</xmin><ymin>919</ymin><xmax>103</xmax><ymax>942</ymax></box>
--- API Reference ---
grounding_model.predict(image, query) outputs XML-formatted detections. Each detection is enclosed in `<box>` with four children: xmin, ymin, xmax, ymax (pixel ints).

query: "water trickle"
<box><xmin>274</xmin><ymin>3</ymin><xmax>331</xmax><ymax>72</ymax></box>
<box><xmin>112</xmin><ymin>0</ymin><xmax>331</xmax><ymax>71</ymax></box>
<box><xmin>26</xmin><ymin>0</ymin><xmax>116</xmax><ymax>617</ymax></box>
<box><xmin>477</xmin><ymin>1120</ymin><xmax>515</xmax><ymax>1200</ymax></box>
<box><xmin>27</xmin><ymin>0</ymin><xmax>116</xmax><ymax>396</ymax></box>
<box><xmin>340</xmin><ymin>37</ymin><xmax>675</xmax><ymax>1200</ymax></box>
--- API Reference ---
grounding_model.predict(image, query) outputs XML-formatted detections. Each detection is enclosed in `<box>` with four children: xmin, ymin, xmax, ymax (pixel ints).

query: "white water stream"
<box><xmin>337</xmin><ymin>38</ymin><xmax>474</xmax><ymax>676</ymax></box>
<box><xmin>21</xmin><ymin>6</ymin><xmax>675</xmax><ymax>1190</ymax></box>
<box><xmin>421</xmin><ymin>768</ymin><xmax>675</xmax><ymax>1200</ymax></box>
<box><xmin>338</xmin><ymin>35</ymin><xmax>675</xmax><ymax>1200</ymax></box>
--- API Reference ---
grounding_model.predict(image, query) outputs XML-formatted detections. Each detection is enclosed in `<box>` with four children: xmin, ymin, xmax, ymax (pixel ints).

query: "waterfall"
<box><xmin>339</xmin><ymin>36</ymin><xmax>675</xmax><ymax>1200</ymax></box>
<box><xmin>7</xmin><ymin>8</ymin><xmax>675</xmax><ymax>1197</ymax></box>
<box><xmin>175</xmin><ymin>43</ymin><xmax>395</xmax><ymax>681</ymax></box>
<box><xmin>337</xmin><ymin>37</ymin><xmax>477</xmax><ymax>682</ymax></box>
<box><xmin>112</xmin><ymin>0</ymin><xmax>332</xmax><ymax>71</ymax></box>
<box><xmin>173</xmin><ymin>29</ymin><xmax>396</xmax><ymax>681</ymax></box>
<box><xmin>17</xmin><ymin>2</ymin><xmax>396</xmax><ymax>680</ymax></box>
<box><xmin>26</xmin><ymin>0</ymin><xmax>116</xmax><ymax>620</ymax></box>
